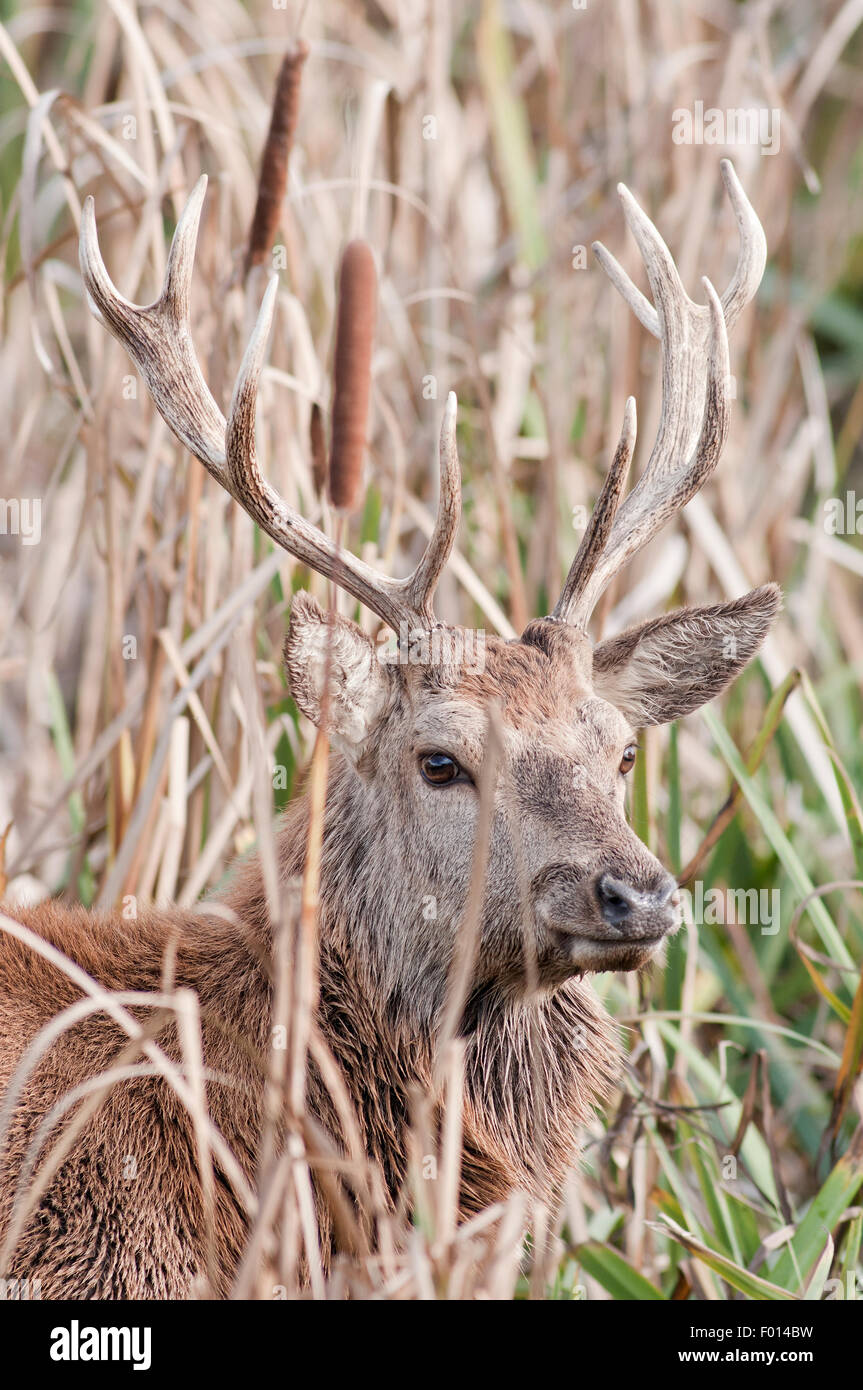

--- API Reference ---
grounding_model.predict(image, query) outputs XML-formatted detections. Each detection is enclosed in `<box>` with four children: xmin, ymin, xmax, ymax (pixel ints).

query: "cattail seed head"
<box><xmin>328</xmin><ymin>240</ymin><xmax>377</xmax><ymax>513</ymax></box>
<box><xmin>309</xmin><ymin>401</ymin><xmax>327</xmax><ymax>498</ymax></box>
<box><xmin>244</xmin><ymin>40</ymin><xmax>308</xmax><ymax>279</ymax></box>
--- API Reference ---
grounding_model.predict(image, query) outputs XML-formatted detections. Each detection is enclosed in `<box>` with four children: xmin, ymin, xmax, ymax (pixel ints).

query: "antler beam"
<box><xmin>552</xmin><ymin>158</ymin><xmax>766</xmax><ymax>630</ymax></box>
<box><xmin>79</xmin><ymin>176</ymin><xmax>460</xmax><ymax>634</ymax></box>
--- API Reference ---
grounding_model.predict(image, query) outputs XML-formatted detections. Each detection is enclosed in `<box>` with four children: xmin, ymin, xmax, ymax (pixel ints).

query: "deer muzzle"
<box><xmin>535</xmin><ymin>864</ymin><xmax>680</xmax><ymax>973</ymax></box>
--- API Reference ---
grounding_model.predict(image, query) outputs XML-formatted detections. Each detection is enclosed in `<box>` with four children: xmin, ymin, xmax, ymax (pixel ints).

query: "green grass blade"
<box><xmin>575</xmin><ymin>1242</ymin><xmax>666</xmax><ymax>1300</ymax></box>
<box><xmin>702</xmin><ymin>707</ymin><xmax>854</xmax><ymax>974</ymax></box>
<box><xmin>769</xmin><ymin>1137</ymin><xmax>863</xmax><ymax>1291</ymax></box>
<box><xmin>476</xmin><ymin>0</ymin><xmax>547</xmax><ymax>271</ymax></box>
<box><xmin>801</xmin><ymin>670</ymin><xmax>863</xmax><ymax>879</ymax></box>
<box><xmin>803</xmin><ymin>1238</ymin><xmax>834</xmax><ymax>1299</ymax></box>
<box><xmin>657</xmin><ymin>1216</ymin><xmax>796</xmax><ymax>1300</ymax></box>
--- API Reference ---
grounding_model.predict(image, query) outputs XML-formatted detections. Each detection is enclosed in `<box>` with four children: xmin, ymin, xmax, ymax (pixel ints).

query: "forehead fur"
<box><xmin>406</xmin><ymin>620</ymin><xmax>596</xmax><ymax>726</ymax></box>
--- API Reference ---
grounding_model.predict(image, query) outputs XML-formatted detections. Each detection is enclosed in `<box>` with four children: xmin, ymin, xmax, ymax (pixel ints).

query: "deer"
<box><xmin>0</xmin><ymin>158</ymin><xmax>777</xmax><ymax>1299</ymax></box>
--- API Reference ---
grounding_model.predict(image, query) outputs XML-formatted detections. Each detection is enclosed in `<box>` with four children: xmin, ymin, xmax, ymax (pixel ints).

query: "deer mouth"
<box><xmin>553</xmin><ymin>929</ymin><xmax>669</xmax><ymax>974</ymax></box>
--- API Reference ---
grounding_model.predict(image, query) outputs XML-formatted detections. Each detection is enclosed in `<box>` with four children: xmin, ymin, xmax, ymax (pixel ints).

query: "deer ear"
<box><xmin>285</xmin><ymin>592</ymin><xmax>394</xmax><ymax>758</ymax></box>
<box><xmin>591</xmin><ymin>584</ymin><xmax>780</xmax><ymax>727</ymax></box>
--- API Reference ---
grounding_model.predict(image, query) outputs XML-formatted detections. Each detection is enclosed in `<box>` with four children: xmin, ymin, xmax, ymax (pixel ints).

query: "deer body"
<box><xmin>1</xmin><ymin>749</ymin><xmax>618</xmax><ymax>1297</ymax></box>
<box><xmin>1</xmin><ymin>161</ymin><xmax>778</xmax><ymax>1298</ymax></box>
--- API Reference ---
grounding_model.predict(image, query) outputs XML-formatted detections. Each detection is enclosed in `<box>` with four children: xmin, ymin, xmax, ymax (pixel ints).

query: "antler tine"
<box><xmin>551</xmin><ymin>161</ymin><xmax>762</xmax><ymax>631</ymax></box>
<box><xmin>551</xmin><ymin>396</ymin><xmax>636</xmax><ymax>622</ymax></box>
<box><xmin>81</xmin><ymin>178</ymin><xmax>227</xmax><ymax>476</ymax></box>
<box><xmin>80</xmin><ymin>182</ymin><xmax>463</xmax><ymax>635</ymax></box>
<box><xmin>226</xmin><ymin>281</ymin><xmax>460</xmax><ymax>627</ymax></box>
<box><xmin>561</xmin><ymin>276</ymin><xmax>731</xmax><ymax>628</ymax></box>
<box><xmin>396</xmin><ymin>392</ymin><xmax>461</xmax><ymax>625</ymax></box>
<box><xmin>718</xmin><ymin>158</ymin><xmax>767</xmax><ymax>328</ymax></box>
<box><xmin>590</xmin><ymin>240</ymin><xmax>659</xmax><ymax>337</ymax></box>
<box><xmin>590</xmin><ymin>157</ymin><xmax>764</xmax><ymax>342</ymax></box>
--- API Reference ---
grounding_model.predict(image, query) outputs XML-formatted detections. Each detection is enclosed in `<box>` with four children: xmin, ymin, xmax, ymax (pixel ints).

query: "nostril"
<box><xmin>596</xmin><ymin>873</ymin><xmax>633</xmax><ymax>928</ymax></box>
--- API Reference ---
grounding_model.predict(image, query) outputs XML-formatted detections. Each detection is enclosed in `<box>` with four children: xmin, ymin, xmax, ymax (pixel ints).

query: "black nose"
<box><xmin>595</xmin><ymin>872</ymin><xmax>677</xmax><ymax>930</ymax></box>
<box><xmin>595</xmin><ymin>873</ymin><xmax>634</xmax><ymax>926</ymax></box>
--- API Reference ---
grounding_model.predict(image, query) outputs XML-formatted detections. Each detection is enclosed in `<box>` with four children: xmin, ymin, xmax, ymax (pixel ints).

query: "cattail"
<box><xmin>309</xmin><ymin>401</ymin><xmax>328</xmax><ymax>497</ymax></box>
<box><xmin>328</xmin><ymin>240</ymin><xmax>377</xmax><ymax>513</ymax></box>
<box><xmin>385</xmin><ymin>88</ymin><xmax>401</xmax><ymax>197</ymax></box>
<box><xmin>244</xmin><ymin>39</ymin><xmax>308</xmax><ymax>279</ymax></box>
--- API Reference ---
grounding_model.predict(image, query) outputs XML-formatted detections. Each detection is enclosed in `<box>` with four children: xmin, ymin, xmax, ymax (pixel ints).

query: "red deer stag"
<box><xmin>0</xmin><ymin>159</ymin><xmax>776</xmax><ymax>1298</ymax></box>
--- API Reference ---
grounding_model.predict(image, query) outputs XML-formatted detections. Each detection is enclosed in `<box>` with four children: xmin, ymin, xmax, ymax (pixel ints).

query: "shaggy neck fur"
<box><xmin>221</xmin><ymin>756</ymin><xmax>622</xmax><ymax>1215</ymax></box>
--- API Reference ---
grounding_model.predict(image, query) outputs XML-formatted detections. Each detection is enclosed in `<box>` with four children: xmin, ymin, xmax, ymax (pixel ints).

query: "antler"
<box><xmin>79</xmin><ymin>176</ymin><xmax>460</xmax><ymax>634</ymax></box>
<box><xmin>552</xmin><ymin>158</ymin><xmax>766</xmax><ymax>630</ymax></box>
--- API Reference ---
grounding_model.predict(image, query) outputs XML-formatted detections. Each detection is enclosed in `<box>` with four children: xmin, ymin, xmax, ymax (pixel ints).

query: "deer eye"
<box><xmin>619</xmin><ymin>743</ymin><xmax>638</xmax><ymax>775</ymax></box>
<box><xmin>420</xmin><ymin>752</ymin><xmax>463</xmax><ymax>786</ymax></box>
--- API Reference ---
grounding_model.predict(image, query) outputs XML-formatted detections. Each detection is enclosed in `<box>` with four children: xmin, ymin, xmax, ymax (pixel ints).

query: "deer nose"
<box><xmin>595</xmin><ymin>872</ymin><xmax>678</xmax><ymax>932</ymax></box>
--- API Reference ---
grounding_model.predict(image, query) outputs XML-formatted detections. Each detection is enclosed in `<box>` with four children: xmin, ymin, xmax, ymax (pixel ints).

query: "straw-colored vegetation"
<box><xmin>1</xmin><ymin>0</ymin><xmax>862</xmax><ymax>1299</ymax></box>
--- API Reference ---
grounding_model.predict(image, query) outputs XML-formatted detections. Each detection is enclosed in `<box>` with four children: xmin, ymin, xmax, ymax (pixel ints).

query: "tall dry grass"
<box><xmin>1</xmin><ymin>0</ymin><xmax>862</xmax><ymax>1299</ymax></box>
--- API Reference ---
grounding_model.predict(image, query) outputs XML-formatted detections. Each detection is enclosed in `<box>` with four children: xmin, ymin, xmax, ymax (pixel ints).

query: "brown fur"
<box><xmin>0</xmin><ymin>799</ymin><xmax>616</xmax><ymax>1297</ymax></box>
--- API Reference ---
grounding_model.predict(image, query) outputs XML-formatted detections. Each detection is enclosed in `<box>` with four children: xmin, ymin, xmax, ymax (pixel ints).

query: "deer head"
<box><xmin>79</xmin><ymin>159</ymin><xmax>777</xmax><ymax>1022</ymax></box>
